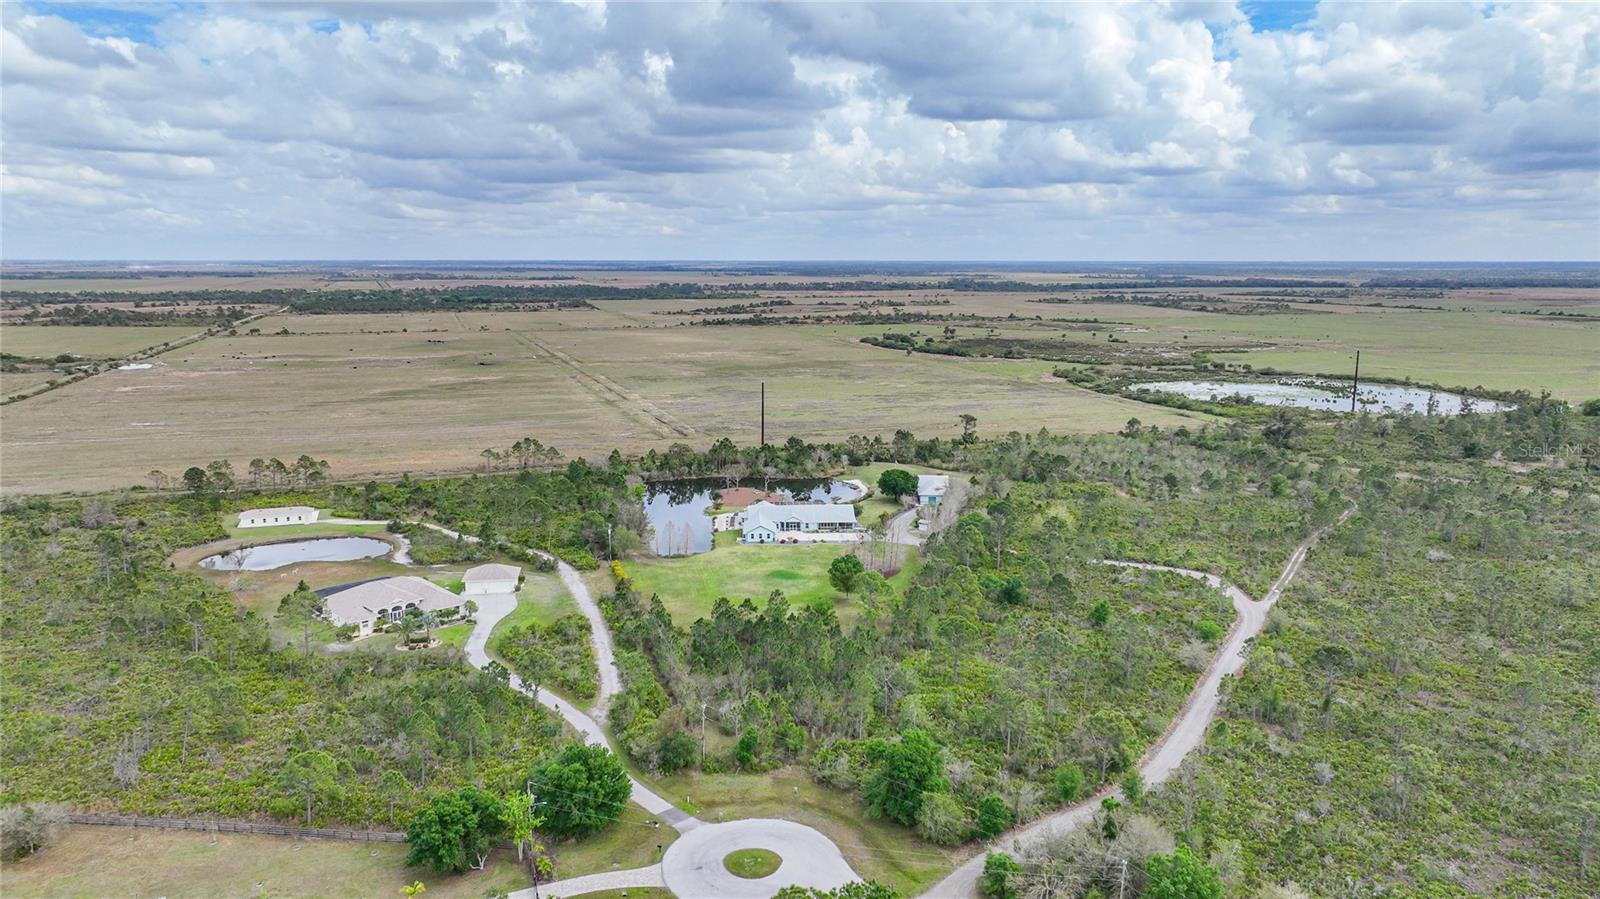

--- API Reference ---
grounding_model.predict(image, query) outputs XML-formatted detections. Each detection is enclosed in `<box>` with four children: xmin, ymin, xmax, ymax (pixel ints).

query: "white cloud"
<box><xmin>0</xmin><ymin>0</ymin><xmax>1595</xmax><ymax>259</ymax></box>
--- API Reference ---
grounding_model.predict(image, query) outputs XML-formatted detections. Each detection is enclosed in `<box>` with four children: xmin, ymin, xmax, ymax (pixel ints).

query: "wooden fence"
<box><xmin>66</xmin><ymin>812</ymin><xmax>407</xmax><ymax>843</ymax></box>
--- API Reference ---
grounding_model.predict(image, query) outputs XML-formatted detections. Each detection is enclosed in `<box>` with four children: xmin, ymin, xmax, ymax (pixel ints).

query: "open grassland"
<box><xmin>2</xmin><ymin>826</ymin><xmax>533</xmax><ymax>899</ymax></box>
<box><xmin>649</xmin><ymin>766</ymin><xmax>965</xmax><ymax>895</ymax></box>
<box><xmin>3</xmin><ymin>289</ymin><xmax>1592</xmax><ymax>495</ymax></box>
<box><xmin>842</xmin><ymin>292</ymin><xmax>1600</xmax><ymax>398</ymax></box>
<box><xmin>622</xmin><ymin>530</ymin><xmax>918</xmax><ymax>626</ymax></box>
<box><xmin>0</xmin><ymin>324</ymin><xmax>205</xmax><ymax>359</ymax></box>
<box><xmin>5</xmin><ymin>800</ymin><xmax>675</xmax><ymax>899</ymax></box>
<box><xmin>0</xmin><ymin>308</ymin><xmax>1204</xmax><ymax>494</ymax></box>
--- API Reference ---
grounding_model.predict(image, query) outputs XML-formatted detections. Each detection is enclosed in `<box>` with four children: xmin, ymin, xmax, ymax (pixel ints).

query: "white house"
<box><xmin>322</xmin><ymin>576</ymin><xmax>467</xmax><ymax>637</ymax></box>
<box><xmin>238</xmin><ymin>506</ymin><xmax>319</xmax><ymax>528</ymax></box>
<box><xmin>741</xmin><ymin>501</ymin><xmax>858</xmax><ymax>543</ymax></box>
<box><xmin>916</xmin><ymin>475</ymin><xmax>950</xmax><ymax>506</ymax></box>
<box><xmin>463</xmin><ymin>563</ymin><xmax>521</xmax><ymax>596</ymax></box>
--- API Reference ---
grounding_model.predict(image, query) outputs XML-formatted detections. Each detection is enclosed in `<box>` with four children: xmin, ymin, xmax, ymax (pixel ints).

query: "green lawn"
<box><xmin>545</xmin><ymin>801</ymin><xmax>677</xmax><ymax>881</ymax></box>
<box><xmin>626</xmin><ymin>531</ymin><xmax>917</xmax><ymax>626</ymax></box>
<box><xmin>434</xmin><ymin>621</ymin><xmax>472</xmax><ymax>648</ymax></box>
<box><xmin>486</xmin><ymin>574</ymin><xmax>577</xmax><ymax>658</ymax></box>
<box><xmin>846</xmin><ymin>462</ymin><xmax>961</xmax><ymax>528</ymax></box>
<box><xmin>724</xmin><ymin>847</ymin><xmax>782</xmax><ymax>878</ymax></box>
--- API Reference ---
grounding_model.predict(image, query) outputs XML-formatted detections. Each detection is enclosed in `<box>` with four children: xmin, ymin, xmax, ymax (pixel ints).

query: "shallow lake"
<box><xmin>199</xmin><ymin>536</ymin><xmax>395</xmax><ymax>571</ymax></box>
<box><xmin>1136</xmin><ymin>379</ymin><xmax>1511</xmax><ymax>415</ymax></box>
<box><xmin>644</xmin><ymin>478</ymin><xmax>861</xmax><ymax>556</ymax></box>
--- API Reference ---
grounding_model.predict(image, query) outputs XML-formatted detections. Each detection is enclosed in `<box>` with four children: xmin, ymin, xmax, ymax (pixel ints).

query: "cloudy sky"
<box><xmin>2</xmin><ymin>1</ymin><xmax>1597</xmax><ymax>261</ymax></box>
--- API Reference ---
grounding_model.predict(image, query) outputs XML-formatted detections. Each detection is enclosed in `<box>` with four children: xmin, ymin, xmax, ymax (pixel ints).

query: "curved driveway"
<box><xmin>408</xmin><ymin>522</ymin><xmax>701</xmax><ymax>833</ymax></box>
<box><xmin>402</xmin><ymin>506</ymin><xmax>1345</xmax><ymax>898</ymax></box>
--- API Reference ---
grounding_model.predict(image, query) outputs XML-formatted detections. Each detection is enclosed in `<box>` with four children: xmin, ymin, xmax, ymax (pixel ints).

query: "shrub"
<box><xmin>656</xmin><ymin>731</ymin><xmax>698</xmax><ymax>773</ymax></box>
<box><xmin>404</xmin><ymin>786</ymin><xmax>506</xmax><ymax>874</ymax></box>
<box><xmin>528</xmin><ymin>743</ymin><xmax>630</xmax><ymax>838</ymax></box>
<box><xmin>980</xmin><ymin>852</ymin><xmax>1022</xmax><ymax>899</ymax></box>
<box><xmin>975</xmin><ymin>794</ymin><xmax>1014</xmax><ymax>838</ymax></box>
<box><xmin>1054</xmin><ymin>762</ymin><xmax>1085</xmax><ymax>803</ymax></box>
<box><xmin>914</xmin><ymin>791</ymin><xmax>971</xmax><ymax>846</ymax></box>
<box><xmin>0</xmin><ymin>803</ymin><xmax>66</xmax><ymax>860</ymax></box>
<box><xmin>1144</xmin><ymin>845</ymin><xmax>1223</xmax><ymax>899</ymax></box>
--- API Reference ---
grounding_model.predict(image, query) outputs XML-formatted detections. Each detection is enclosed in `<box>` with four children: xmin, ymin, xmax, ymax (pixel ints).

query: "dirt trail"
<box><xmin>509</xmin><ymin>332</ymin><xmax>697</xmax><ymax>439</ymax></box>
<box><xmin>921</xmin><ymin>508</ymin><xmax>1352</xmax><ymax>897</ymax></box>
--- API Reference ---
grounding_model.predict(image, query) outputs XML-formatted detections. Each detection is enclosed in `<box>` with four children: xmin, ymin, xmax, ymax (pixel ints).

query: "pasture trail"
<box><xmin>509</xmin><ymin>331</ymin><xmax>698</xmax><ymax>439</ymax></box>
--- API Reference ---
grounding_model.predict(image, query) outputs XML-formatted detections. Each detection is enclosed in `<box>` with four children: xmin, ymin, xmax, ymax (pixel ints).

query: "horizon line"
<box><xmin>4</xmin><ymin>258</ymin><xmax>1598</xmax><ymax>266</ymax></box>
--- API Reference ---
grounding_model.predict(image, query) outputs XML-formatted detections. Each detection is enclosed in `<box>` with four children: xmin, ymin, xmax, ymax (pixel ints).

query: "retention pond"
<box><xmin>199</xmin><ymin>536</ymin><xmax>396</xmax><ymax>571</ymax></box>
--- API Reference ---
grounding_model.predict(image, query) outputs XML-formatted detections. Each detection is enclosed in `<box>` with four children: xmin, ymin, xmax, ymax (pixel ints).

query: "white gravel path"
<box><xmin>919</xmin><ymin>509</ymin><xmax>1352</xmax><ymax>898</ymax></box>
<box><xmin>509</xmin><ymin>864</ymin><xmax>668</xmax><ymax>898</ymax></box>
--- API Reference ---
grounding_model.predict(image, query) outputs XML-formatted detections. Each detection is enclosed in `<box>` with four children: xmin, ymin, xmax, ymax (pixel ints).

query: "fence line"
<box><xmin>66</xmin><ymin>813</ymin><xmax>407</xmax><ymax>843</ymax></box>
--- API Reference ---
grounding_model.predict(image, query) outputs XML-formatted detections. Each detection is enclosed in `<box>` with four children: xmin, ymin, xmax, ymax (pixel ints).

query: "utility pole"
<box><xmin>1350</xmin><ymin>350</ymin><xmax>1361</xmax><ymax>414</ymax></box>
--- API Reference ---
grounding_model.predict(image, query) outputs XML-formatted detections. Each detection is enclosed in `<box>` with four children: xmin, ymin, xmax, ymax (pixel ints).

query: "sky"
<box><xmin>1</xmin><ymin>1</ymin><xmax>1597</xmax><ymax>261</ymax></box>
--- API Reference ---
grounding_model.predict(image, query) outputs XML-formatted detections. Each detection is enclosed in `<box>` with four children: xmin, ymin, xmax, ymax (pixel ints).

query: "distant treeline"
<box><xmin>1034</xmin><ymin>293</ymin><xmax>1303</xmax><ymax>314</ymax></box>
<box><xmin>3</xmin><ymin>283</ymin><xmax>751</xmax><ymax>314</ymax></box>
<box><xmin>724</xmin><ymin>276</ymin><xmax>1355</xmax><ymax>292</ymax></box>
<box><xmin>12</xmin><ymin>303</ymin><xmax>256</xmax><ymax>327</ymax></box>
<box><xmin>1362</xmin><ymin>276</ymin><xmax>1600</xmax><ymax>288</ymax></box>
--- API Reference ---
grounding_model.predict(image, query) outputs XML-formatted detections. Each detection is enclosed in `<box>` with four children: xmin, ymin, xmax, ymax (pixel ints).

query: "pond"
<box><xmin>644</xmin><ymin>477</ymin><xmax>863</xmax><ymax>557</ymax></box>
<box><xmin>1135</xmin><ymin>378</ymin><xmax>1511</xmax><ymax>415</ymax></box>
<box><xmin>199</xmin><ymin>536</ymin><xmax>397</xmax><ymax>571</ymax></box>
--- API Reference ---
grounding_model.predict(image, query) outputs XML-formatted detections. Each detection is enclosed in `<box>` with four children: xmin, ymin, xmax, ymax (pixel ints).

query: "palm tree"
<box><xmin>400</xmin><ymin>609</ymin><xmax>423</xmax><ymax>645</ymax></box>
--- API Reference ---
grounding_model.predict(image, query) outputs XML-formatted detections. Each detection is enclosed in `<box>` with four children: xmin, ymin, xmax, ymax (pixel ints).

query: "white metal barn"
<box><xmin>322</xmin><ymin>576</ymin><xmax>466</xmax><ymax>637</ymax></box>
<box><xmin>463</xmin><ymin>563</ymin><xmax>522</xmax><ymax>596</ymax></box>
<box><xmin>916</xmin><ymin>475</ymin><xmax>950</xmax><ymax>506</ymax></box>
<box><xmin>237</xmin><ymin>506</ymin><xmax>319</xmax><ymax>528</ymax></box>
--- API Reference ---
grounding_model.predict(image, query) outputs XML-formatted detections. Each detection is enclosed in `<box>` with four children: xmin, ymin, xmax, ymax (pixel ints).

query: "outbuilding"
<box><xmin>237</xmin><ymin>506</ymin><xmax>319</xmax><ymax>528</ymax></box>
<box><xmin>321</xmin><ymin>576</ymin><xmax>467</xmax><ymax>637</ymax></box>
<box><xmin>463</xmin><ymin>563</ymin><xmax>522</xmax><ymax>596</ymax></box>
<box><xmin>916</xmin><ymin>475</ymin><xmax>950</xmax><ymax>506</ymax></box>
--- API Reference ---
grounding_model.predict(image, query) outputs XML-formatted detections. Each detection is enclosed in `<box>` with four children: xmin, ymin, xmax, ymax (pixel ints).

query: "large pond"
<box><xmin>645</xmin><ymin>478</ymin><xmax>862</xmax><ymax>557</ymax></box>
<box><xmin>1135</xmin><ymin>379</ymin><xmax>1511</xmax><ymax>415</ymax></box>
<box><xmin>199</xmin><ymin>536</ymin><xmax>396</xmax><ymax>571</ymax></box>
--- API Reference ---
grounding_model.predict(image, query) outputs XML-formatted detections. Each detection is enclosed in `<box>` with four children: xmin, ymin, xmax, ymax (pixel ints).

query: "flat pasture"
<box><xmin>0</xmin><ymin>309</ymin><xmax>1206</xmax><ymax>494</ymax></box>
<box><xmin>3</xmin><ymin>287</ymin><xmax>1593</xmax><ymax>495</ymax></box>
<box><xmin>0</xmin><ymin>324</ymin><xmax>204</xmax><ymax>358</ymax></box>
